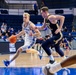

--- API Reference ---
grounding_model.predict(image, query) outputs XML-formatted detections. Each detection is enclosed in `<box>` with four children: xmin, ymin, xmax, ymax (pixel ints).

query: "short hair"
<box><xmin>40</xmin><ymin>6</ymin><xmax>48</xmax><ymax>12</ymax></box>
<box><xmin>23</xmin><ymin>12</ymin><xmax>30</xmax><ymax>17</ymax></box>
<box><xmin>45</xmin><ymin>34</ymin><xmax>50</xmax><ymax>38</ymax></box>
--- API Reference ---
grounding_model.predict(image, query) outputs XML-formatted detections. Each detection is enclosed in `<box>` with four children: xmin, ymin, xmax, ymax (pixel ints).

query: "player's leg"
<box><xmin>49</xmin><ymin>54</ymin><xmax>76</xmax><ymax>73</ymax></box>
<box><xmin>43</xmin><ymin>55</ymin><xmax>76</xmax><ymax>75</ymax></box>
<box><xmin>26</xmin><ymin>48</ymin><xmax>41</xmax><ymax>55</ymax></box>
<box><xmin>3</xmin><ymin>41</ymin><xmax>30</xmax><ymax>67</ymax></box>
<box><xmin>42</xmin><ymin>38</ymin><xmax>55</xmax><ymax>64</ymax></box>
<box><xmin>39</xmin><ymin>44</ymin><xmax>44</xmax><ymax>55</ymax></box>
<box><xmin>54</xmin><ymin>44</ymin><xmax>66</xmax><ymax>59</ymax></box>
<box><xmin>3</xmin><ymin>45</ymin><xmax>40</xmax><ymax>66</ymax></box>
<box><xmin>3</xmin><ymin>47</ymin><xmax>22</xmax><ymax>66</ymax></box>
<box><xmin>10</xmin><ymin>47</ymin><xmax>22</xmax><ymax>62</ymax></box>
<box><xmin>26</xmin><ymin>48</ymin><xmax>42</xmax><ymax>59</ymax></box>
<box><xmin>61</xmin><ymin>54</ymin><xmax>76</xmax><ymax>67</ymax></box>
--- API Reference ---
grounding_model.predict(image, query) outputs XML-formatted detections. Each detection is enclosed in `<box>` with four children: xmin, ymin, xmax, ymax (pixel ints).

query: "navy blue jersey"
<box><xmin>45</xmin><ymin>19</ymin><xmax>62</xmax><ymax>36</ymax></box>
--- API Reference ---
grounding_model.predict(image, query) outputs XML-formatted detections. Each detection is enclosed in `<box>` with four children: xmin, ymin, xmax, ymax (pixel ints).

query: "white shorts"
<box><xmin>20</xmin><ymin>38</ymin><xmax>36</xmax><ymax>51</ymax></box>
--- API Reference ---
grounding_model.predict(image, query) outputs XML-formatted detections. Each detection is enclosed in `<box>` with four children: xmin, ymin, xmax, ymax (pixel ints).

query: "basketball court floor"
<box><xmin>0</xmin><ymin>50</ymin><xmax>76</xmax><ymax>75</ymax></box>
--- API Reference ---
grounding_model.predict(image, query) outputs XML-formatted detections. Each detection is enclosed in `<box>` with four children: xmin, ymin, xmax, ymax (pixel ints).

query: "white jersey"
<box><xmin>21</xmin><ymin>21</ymin><xmax>36</xmax><ymax>51</ymax></box>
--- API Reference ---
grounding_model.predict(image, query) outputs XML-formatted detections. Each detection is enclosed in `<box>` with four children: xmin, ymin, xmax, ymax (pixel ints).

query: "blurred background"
<box><xmin>0</xmin><ymin>0</ymin><xmax>76</xmax><ymax>54</ymax></box>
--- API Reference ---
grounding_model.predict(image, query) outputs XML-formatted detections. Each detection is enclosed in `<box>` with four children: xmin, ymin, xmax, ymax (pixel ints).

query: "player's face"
<box><xmin>23</xmin><ymin>15</ymin><xmax>29</xmax><ymax>23</ymax></box>
<box><xmin>41</xmin><ymin>10</ymin><xmax>47</xmax><ymax>18</ymax></box>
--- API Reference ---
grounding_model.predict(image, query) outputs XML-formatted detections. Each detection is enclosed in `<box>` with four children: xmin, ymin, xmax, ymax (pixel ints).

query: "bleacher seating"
<box><xmin>5</xmin><ymin>0</ymin><xmax>36</xmax><ymax>9</ymax></box>
<box><xmin>0</xmin><ymin>14</ymin><xmax>73</xmax><ymax>33</ymax></box>
<box><xmin>62</xmin><ymin>32</ymin><xmax>76</xmax><ymax>38</ymax></box>
<box><xmin>43</xmin><ymin>0</ymin><xmax>76</xmax><ymax>9</ymax></box>
<box><xmin>63</xmin><ymin>14</ymin><xmax>74</xmax><ymax>32</ymax></box>
<box><xmin>0</xmin><ymin>15</ymin><xmax>43</xmax><ymax>32</ymax></box>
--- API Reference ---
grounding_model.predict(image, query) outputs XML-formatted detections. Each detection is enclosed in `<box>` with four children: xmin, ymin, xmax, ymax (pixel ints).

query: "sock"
<box><xmin>49</xmin><ymin>63</ymin><xmax>62</xmax><ymax>73</ymax></box>
<box><xmin>49</xmin><ymin>55</ymin><xmax>55</xmax><ymax>61</ymax></box>
<box><xmin>63</xmin><ymin>56</ymin><xmax>66</xmax><ymax>59</ymax></box>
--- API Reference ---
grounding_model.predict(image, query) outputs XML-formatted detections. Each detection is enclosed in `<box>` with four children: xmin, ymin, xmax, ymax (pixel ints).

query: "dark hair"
<box><xmin>40</xmin><ymin>6</ymin><xmax>48</xmax><ymax>12</ymax></box>
<box><xmin>45</xmin><ymin>34</ymin><xmax>50</xmax><ymax>38</ymax></box>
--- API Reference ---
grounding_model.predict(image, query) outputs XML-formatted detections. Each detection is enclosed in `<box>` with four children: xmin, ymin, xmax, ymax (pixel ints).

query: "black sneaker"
<box><xmin>43</xmin><ymin>66</ymin><xmax>54</xmax><ymax>75</ymax></box>
<box><xmin>49</xmin><ymin>60</ymin><xmax>56</xmax><ymax>64</ymax></box>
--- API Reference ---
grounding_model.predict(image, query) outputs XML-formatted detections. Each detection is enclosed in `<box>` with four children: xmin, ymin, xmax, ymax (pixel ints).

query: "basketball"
<box><xmin>9</xmin><ymin>35</ymin><xmax>17</xmax><ymax>43</ymax></box>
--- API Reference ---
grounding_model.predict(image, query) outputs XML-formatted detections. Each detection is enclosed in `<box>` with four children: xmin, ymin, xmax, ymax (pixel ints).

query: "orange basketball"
<box><xmin>9</xmin><ymin>35</ymin><xmax>17</xmax><ymax>43</ymax></box>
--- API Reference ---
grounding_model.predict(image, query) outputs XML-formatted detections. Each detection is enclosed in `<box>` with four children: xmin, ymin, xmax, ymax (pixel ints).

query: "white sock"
<box><xmin>63</xmin><ymin>56</ymin><xmax>66</xmax><ymax>59</ymax></box>
<box><xmin>49</xmin><ymin>63</ymin><xmax>62</xmax><ymax>73</ymax></box>
<box><xmin>49</xmin><ymin>55</ymin><xmax>54</xmax><ymax>61</ymax></box>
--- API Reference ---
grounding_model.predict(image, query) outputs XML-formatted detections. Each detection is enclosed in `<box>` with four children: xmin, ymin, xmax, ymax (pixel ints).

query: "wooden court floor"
<box><xmin>0</xmin><ymin>50</ymin><xmax>76</xmax><ymax>68</ymax></box>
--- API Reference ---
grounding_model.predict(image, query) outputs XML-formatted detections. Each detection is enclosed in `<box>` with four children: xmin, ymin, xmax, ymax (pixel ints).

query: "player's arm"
<box><xmin>48</xmin><ymin>15</ymin><xmax>65</xmax><ymax>34</ymax></box>
<box><xmin>48</xmin><ymin>15</ymin><xmax>65</xmax><ymax>29</ymax></box>
<box><xmin>37</xmin><ymin>18</ymin><xmax>47</xmax><ymax>30</ymax></box>
<box><xmin>16</xmin><ymin>23</ymin><xmax>25</xmax><ymax>38</ymax></box>
<box><xmin>30</xmin><ymin>22</ymin><xmax>41</xmax><ymax>37</ymax></box>
<box><xmin>56</xmin><ymin>15</ymin><xmax>65</xmax><ymax>30</ymax></box>
<box><xmin>16</xmin><ymin>30</ymin><xmax>25</xmax><ymax>38</ymax></box>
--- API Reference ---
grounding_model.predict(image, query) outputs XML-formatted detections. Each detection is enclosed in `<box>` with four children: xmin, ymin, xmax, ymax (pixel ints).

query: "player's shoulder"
<box><xmin>29</xmin><ymin>21</ymin><xmax>35</xmax><ymax>27</ymax></box>
<box><xmin>48</xmin><ymin>14</ymin><xmax>57</xmax><ymax>19</ymax></box>
<box><xmin>49</xmin><ymin>14</ymin><xmax>56</xmax><ymax>17</ymax></box>
<box><xmin>29</xmin><ymin>21</ymin><xmax>34</xmax><ymax>25</ymax></box>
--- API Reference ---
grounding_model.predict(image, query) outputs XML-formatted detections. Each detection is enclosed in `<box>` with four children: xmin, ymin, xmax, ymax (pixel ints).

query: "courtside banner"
<box><xmin>9</xmin><ymin>43</ymin><xmax>16</xmax><ymax>52</ymax></box>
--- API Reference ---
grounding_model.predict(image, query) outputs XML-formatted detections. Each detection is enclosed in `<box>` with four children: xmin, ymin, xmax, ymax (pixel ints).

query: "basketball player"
<box><xmin>37</xmin><ymin>6</ymin><xmax>65</xmax><ymax>64</ymax></box>
<box><xmin>3</xmin><ymin>13</ymin><xmax>42</xmax><ymax>67</ymax></box>
<box><xmin>42</xmin><ymin>54</ymin><xmax>76</xmax><ymax>75</ymax></box>
<box><xmin>61</xmin><ymin>38</ymin><xmax>70</xmax><ymax>56</ymax></box>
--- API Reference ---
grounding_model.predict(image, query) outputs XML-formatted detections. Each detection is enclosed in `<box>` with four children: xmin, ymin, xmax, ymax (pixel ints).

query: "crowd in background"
<box><xmin>0</xmin><ymin>22</ymin><xmax>23</xmax><ymax>42</ymax></box>
<box><xmin>0</xmin><ymin>22</ymin><xmax>75</xmax><ymax>42</ymax></box>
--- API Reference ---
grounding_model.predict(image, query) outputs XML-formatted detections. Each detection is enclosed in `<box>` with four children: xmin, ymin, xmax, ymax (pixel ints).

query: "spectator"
<box><xmin>72</xmin><ymin>26</ymin><xmax>76</xmax><ymax>32</ymax></box>
<box><xmin>34</xmin><ymin>2</ymin><xmax>38</xmax><ymax>15</ymax></box>
<box><xmin>7</xmin><ymin>29</ymin><xmax>11</xmax><ymax>37</ymax></box>
<box><xmin>45</xmin><ymin>34</ymin><xmax>50</xmax><ymax>40</ymax></box>
<box><xmin>67</xmin><ymin>33</ymin><xmax>73</xmax><ymax>47</ymax></box>
<box><xmin>63</xmin><ymin>26</ymin><xmax>68</xmax><ymax>32</ymax></box>
<box><xmin>1</xmin><ymin>23</ymin><xmax>7</xmax><ymax>39</ymax></box>
<box><xmin>3</xmin><ymin>33</ymin><xmax>9</xmax><ymax>41</ymax></box>
<box><xmin>1</xmin><ymin>22</ymin><xmax>7</xmax><ymax>33</ymax></box>
<box><xmin>41</xmin><ymin>1</ymin><xmax>45</xmax><ymax>8</ymax></box>
<box><xmin>8</xmin><ymin>28</ymin><xmax>15</xmax><ymax>36</ymax></box>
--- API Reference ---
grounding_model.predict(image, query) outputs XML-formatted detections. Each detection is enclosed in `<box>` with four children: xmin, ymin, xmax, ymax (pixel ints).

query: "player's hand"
<box><xmin>29</xmin><ymin>31</ymin><xmax>33</xmax><ymax>36</ymax></box>
<box><xmin>55</xmin><ymin>28</ymin><xmax>61</xmax><ymax>34</ymax></box>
